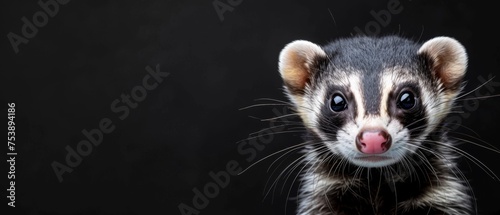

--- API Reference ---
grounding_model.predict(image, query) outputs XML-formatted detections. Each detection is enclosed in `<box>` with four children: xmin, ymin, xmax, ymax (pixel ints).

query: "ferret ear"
<box><xmin>279</xmin><ymin>40</ymin><xmax>326</xmax><ymax>94</ymax></box>
<box><xmin>418</xmin><ymin>37</ymin><xmax>468</xmax><ymax>91</ymax></box>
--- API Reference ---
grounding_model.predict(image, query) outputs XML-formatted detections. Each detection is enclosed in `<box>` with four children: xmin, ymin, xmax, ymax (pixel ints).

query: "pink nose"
<box><xmin>356</xmin><ymin>129</ymin><xmax>391</xmax><ymax>154</ymax></box>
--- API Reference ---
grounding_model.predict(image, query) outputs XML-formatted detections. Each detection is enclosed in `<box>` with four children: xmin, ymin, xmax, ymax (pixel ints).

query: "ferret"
<box><xmin>277</xmin><ymin>36</ymin><xmax>473</xmax><ymax>214</ymax></box>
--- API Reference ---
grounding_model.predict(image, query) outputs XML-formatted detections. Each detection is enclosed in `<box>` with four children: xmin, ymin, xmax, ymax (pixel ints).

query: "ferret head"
<box><xmin>278</xmin><ymin>36</ymin><xmax>467</xmax><ymax>168</ymax></box>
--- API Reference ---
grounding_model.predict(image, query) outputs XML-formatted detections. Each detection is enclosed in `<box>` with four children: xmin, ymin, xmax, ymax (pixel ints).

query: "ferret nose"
<box><xmin>356</xmin><ymin>129</ymin><xmax>391</xmax><ymax>154</ymax></box>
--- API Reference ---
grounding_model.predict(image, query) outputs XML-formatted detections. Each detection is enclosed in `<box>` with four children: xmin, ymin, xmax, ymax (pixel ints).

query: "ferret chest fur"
<box><xmin>277</xmin><ymin>36</ymin><xmax>472</xmax><ymax>215</ymax></box>
<box><xmin>298</xmin><ymin>132</ymin><xmax>469</xmax><ymax>215</ymax></box>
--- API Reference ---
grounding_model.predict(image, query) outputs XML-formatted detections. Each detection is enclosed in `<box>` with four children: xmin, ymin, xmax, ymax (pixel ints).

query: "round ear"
<box><xmin>418</xmin><ymin>37</ymin><xmax>468</xmax><ymax>91</ymax></box>
<box><xmin>278</xmin><ymin>40</ymin><xmax>326</xmax><ymax>94</ymax></box>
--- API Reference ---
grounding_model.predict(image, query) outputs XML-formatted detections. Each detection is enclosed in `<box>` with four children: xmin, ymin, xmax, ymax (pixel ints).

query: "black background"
<box><xmin>2</xmin><ymin>0</ymin><xmax>500</xmax><ymax>214</ymax></box>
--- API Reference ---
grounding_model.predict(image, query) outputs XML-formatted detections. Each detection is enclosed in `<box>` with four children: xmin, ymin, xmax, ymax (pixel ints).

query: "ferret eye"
<box><xmin>397</xmin><ymin>91</ymin><xmax>416</xmax><ymax>110</ymax></box>
<box><xmin>330</xmin><ymin>93</ymin><xmax>347</xmax><ymax>112</ymax></box>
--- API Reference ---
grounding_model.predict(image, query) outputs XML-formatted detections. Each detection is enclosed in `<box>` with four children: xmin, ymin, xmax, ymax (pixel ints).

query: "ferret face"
<box><xmin>278</xmin><ymin>36</ymin><xmax>467</xmax><ymax>168</ymax></box>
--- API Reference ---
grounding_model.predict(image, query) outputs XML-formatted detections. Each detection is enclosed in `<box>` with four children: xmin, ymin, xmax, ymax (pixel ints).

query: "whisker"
<box><xmin>449</xmin><ymin>132</ymin><xmax>500</xmax><ymax>151</ymax></box>
<box><xmin>248</xmin><ymin>125</ymin><xmax>304</xmax><ymax>137</ymax></box>
<box><xmin>412</xmin><ymin>142</ymin><xmax>479</xmax><ymax>214</ymax></box>
<box><xmin>264</xmin><ymin>154</ymin><xmax>306</xmax><ymax>202</ymax></box>
<box><xmin>263</xmin><ymin>147</ymin><xmax>325</xmax><ymax>201</ymax></box>
<box><xmin>260</xmin><ymin>113</ymin><xmax>301</xmax><ymax>121</ymax></box>
<box><xmin>239</xmin><ymin>141</ymin><xmax>311</xmax><ymax>175</ymax></box>
<box><xmin>254</xmin><ymin>97</ymin><xmax>315</xmax><ymax>112</ymax></box>
<box><xmin>239</xmin><ymin>103</ymin><xmax>290</xmax><ymax>110</ymax></box>
<box><xmin>455</xmin><ymin>93</ymin><xmax>500</xmax><ymax>101</ymax></box>
<box><xmin>421</xmin><ymin>139</ymin><xmax>500</xmax><ymax>181</ymax></box>
<box><xmin>451</xmin><ymin>136</ymin><xmax>500</xmax><ymax>154</ymax></box>
<box><xmin>236</xmin><ymin>130</ymin><xmax>306</xmax><ymax>144</ymax></box>
<box><xmin>456</xmin><ymin>76</ymin><xmax>496</xmax><ymax>100</ymax></box>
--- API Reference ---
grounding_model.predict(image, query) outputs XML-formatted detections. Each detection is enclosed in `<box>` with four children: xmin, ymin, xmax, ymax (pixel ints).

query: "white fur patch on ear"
<box><xmin>278</xmin><ymin>40</ymin><xmax>326</xmax><ymax>93</ymax></box>
<box><xmin>418</xmin><ymin>37</ymin><xmax>468</xmax><ymax>90</ymax></box>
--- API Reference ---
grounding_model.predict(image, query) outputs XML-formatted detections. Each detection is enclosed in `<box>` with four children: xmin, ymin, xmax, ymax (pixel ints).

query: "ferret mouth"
<box><xmin>354</xmin><ymin>156</ymin><xmax>392</xmax><ymax>162</ymax></box>
<box><xmin>350</xmin><ymin>155</ymin><xmax>398</xmax><ymax>167</ymax></box>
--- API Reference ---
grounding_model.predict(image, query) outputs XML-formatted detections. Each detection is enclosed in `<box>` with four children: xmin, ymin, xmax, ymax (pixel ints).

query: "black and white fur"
<box><xmin>277</xmin><ymin>36</ymin><xmax>472</xmax><ymax>214</ymax></box>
